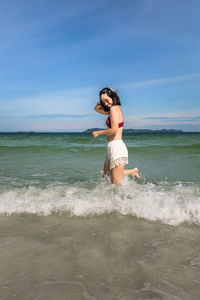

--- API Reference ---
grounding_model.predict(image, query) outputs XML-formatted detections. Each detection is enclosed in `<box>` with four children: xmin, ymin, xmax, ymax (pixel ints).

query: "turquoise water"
<box><xmin>0</xmin><ymin>132</ymin><xmax>199</xmax><ymax>186</ymax></box>
<box><xmin>0</xmin><ymin>132</ymin><xmax>200</xmax><ymax>299</ymax></box>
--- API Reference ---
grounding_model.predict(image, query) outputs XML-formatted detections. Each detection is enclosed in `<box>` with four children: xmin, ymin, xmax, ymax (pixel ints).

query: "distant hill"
<box><xmin>83</xmin><ymin>128</ymin><xmax>183</xmax><ymax>134</ymax></box>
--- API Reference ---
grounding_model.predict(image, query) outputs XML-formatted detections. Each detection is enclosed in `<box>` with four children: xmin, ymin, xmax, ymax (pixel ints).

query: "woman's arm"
<box><xmin>92</xmin><ymin>106</ymin><xmax>118</xmax><ymax>138</ymax></box>
<box><xmin>94</xmin><ymin>101</ymin><xmax>109</xmax><ymax>115</ymax></box>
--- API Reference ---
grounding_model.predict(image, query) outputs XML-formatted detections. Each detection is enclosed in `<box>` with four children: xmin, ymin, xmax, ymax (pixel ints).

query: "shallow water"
<box><xmin>1</xmin><ymin>214</ymin><xmax>200</xmax><ymax>300</ymax></box>
<box><xmin>0</xmin><ymin>132</ymin><xmax>200</xmax><ymax>299</ymax></box>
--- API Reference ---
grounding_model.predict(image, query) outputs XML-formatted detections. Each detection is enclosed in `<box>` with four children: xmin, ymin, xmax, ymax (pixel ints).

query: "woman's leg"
<box><xmin>123</xmin><ymin>168</ymin><xmax>140</xmax><ymax>179</ymax></box>
<box><xmin>111</xmin><ymin>163</ymin><xmax>125</xmax><ymax>185</ymax></box>
<box><xmin>103</xmin><ymin>160</ymin><xmax>110</xmax><ymax>175</ymax></box>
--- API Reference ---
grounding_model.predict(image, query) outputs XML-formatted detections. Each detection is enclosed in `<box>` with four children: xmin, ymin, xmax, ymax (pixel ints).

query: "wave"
<box><xmin>0</xmin><ymin>143</ymin><xmax>199</xmax><ymax>155</ymax></box>
<box><xmin>0</xmin><ymin>144</ymin><xmax>104</xmax><ymax>151</ymax></box>
<box><xmin>128</xmin><ymin>143</ymin><xmax>200</xmax><ymax>151</ymax></box>
<box><xmin>0</xmin><ymin>178</ymin><xmax>199</xmax><ymax>226</ymax></box>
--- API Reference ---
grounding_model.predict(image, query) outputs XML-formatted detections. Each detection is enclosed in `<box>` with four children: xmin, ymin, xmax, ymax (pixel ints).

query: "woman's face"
<box><xmin>100</xmin><ymin>93</ymin><xmax>113</xmax><ymax>108</ymax></box>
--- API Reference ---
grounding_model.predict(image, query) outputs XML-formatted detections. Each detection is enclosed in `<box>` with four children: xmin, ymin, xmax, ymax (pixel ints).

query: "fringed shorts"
<box><xmin>105</xmin><ymin>139</ymin><xmax>128</xmax><ymax>169</ymax></box>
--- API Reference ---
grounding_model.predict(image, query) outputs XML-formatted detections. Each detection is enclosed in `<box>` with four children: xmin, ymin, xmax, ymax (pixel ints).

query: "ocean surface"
<box><xmin>0</xmin><ymin>132</ymin><xmax>200</xmax><ymax>300</ymax></box>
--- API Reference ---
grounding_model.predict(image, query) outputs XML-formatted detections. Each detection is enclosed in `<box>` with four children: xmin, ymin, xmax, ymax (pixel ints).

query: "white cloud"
<box><xmin>125</xmin><ymin>112</ymin><xmax>200</xmax><ymax>129</ymax></box>
<box><xmin>0</xmin><ymin>1</ymin><xmax>100</xmax><ymax>35</ymax></box>
<box><xmin>1</xmin><ymin>87</ymin><xmax>97</xmax><ymax>116</ymax></box>
<box><xmin>1</xmin><ymin>111</ymin><xmax>200</xmax><ymax>132</ymax></box>
<box><xmin>118</xmin><ymin>73</ymin><xmax>200</xmax><ymax>89</ymax></box>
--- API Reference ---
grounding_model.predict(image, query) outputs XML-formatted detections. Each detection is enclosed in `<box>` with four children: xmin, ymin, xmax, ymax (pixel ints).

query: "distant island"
<box><xmin>16</xmin><ymin>131</ymin><xmax>36</xmax><ymax>133</ymax></box>
<box><xmin>1</xmin><ymin>129</ymin><xmax>198</xmax><ymax>134</ymax></box>
<box><xmin>83</xmin><ymin>128</ymin><xmax>183</xmax><ymax>134</ymax></box>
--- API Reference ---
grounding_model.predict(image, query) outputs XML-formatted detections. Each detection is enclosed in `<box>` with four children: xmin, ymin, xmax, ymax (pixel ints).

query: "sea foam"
<box><xmin>0</xmin><ymin>177</ymin><xmax>200</xmax><ymax>226</ymax></box>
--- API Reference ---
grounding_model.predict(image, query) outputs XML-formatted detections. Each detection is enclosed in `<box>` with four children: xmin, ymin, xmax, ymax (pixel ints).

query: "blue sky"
<box><xmin>0</xmin><ymin>0</ymin><xmax>200</xmax><ymax>132</ymax></box>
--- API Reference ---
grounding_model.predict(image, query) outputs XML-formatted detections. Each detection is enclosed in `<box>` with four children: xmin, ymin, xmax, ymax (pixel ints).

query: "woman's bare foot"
<box><xmin>131</xmin><ymin>168</ymin><xmax>140</xmax><ymax>180</ymax></box>
<box><xmin>123</xmin><ymin>167</ymin><xmax>140</xmax><ymax>179</ymax></box>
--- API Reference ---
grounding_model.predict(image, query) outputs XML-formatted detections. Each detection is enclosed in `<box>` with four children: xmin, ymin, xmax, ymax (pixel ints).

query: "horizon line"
<box><xmin>0</xmin><ymin>129</ymin><xmax>199</xmax><ymax>133</ymax></box>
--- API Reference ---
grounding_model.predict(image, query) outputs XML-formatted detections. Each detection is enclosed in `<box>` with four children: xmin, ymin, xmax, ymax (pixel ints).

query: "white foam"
<box><xmin>0</xmin><ymin>178</ymin><xmax>200</xmax><ymax>226</ymax></box>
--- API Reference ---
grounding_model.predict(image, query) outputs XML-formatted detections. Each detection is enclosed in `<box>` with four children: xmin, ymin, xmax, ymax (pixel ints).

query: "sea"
<box><xmin>0</xmin><ymin>131</ymin><xmax>200</xmax><ymax>300</ymax></box>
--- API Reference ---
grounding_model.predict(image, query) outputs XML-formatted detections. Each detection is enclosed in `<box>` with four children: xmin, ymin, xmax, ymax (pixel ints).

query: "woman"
<box><xmin>92</xmin><ymin>87</ymin><xmax>140</xmax><ymax>185</ymax></box>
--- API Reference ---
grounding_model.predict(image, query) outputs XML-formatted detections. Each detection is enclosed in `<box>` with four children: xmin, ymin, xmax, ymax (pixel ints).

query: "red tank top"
<box><xmin>106</xmin><ymin>116</ymin><xmax>123</xmax><ymax>128</ymax></box>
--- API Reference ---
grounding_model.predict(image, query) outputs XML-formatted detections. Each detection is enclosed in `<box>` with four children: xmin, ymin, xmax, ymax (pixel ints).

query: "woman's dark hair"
<box><xmin>99</xmin><ymin>87</ymin><xmax>121</xmax><ymax>110</ymax></box>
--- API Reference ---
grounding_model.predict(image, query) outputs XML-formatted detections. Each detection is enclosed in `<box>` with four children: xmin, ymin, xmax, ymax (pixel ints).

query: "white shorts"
<box><xmin>105</xmin><ymin>139</ymin><xmax>128</xmax><ymax>169</ymax></box>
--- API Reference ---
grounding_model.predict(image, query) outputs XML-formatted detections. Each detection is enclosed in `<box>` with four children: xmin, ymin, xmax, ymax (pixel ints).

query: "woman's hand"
<box><xmin>94</xmin><ymin>100</ymin><xmax>109</xmax><ymax>115</ymax></box>
<box><xmin>92</xmin><ymin>131</ymin><xmax>99</xmax><ymax>138</ymax></box>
